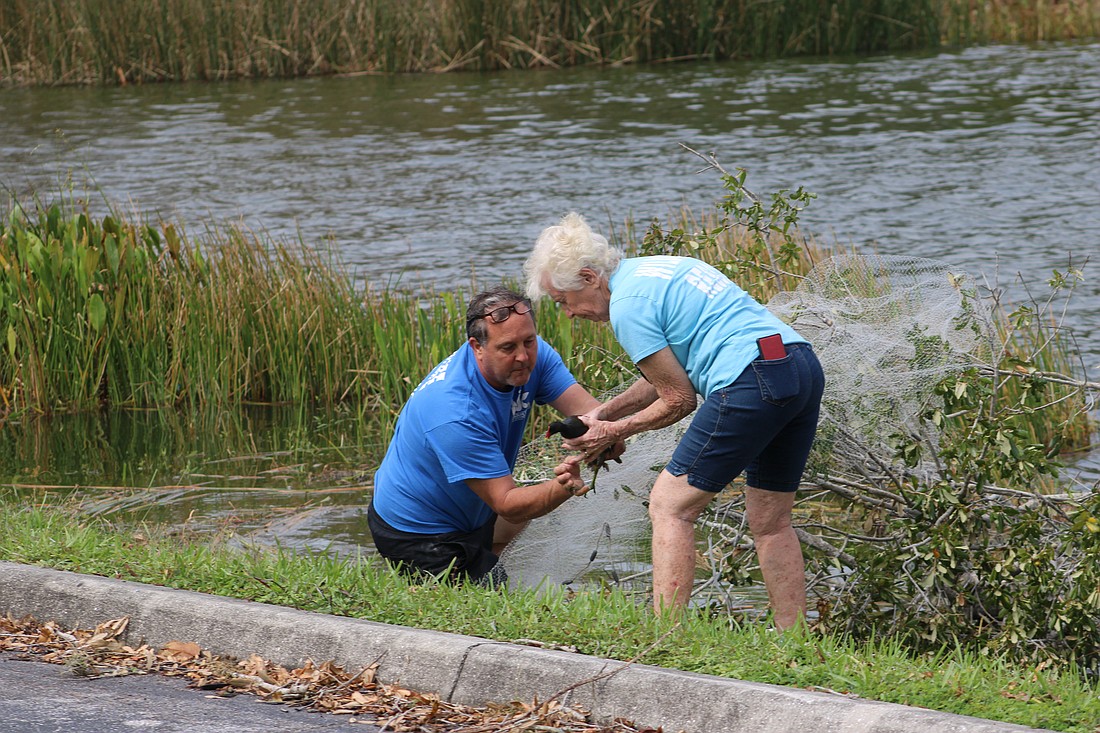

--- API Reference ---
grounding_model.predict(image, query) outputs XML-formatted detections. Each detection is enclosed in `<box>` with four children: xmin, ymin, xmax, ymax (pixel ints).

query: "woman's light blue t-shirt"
<box><xmin>608</xmin><ymin>256</ymin><xmax>805</xmax><ymax>398</ymax></box>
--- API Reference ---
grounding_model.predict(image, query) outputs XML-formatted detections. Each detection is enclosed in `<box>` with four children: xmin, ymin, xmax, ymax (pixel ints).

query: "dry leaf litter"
<box><xmin>0</xmin><ymin>613</ymin><xmax>664</xmax><ymax>732</ymax></box>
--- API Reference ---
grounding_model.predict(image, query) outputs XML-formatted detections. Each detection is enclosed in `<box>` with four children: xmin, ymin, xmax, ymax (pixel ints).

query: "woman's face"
<box><xmin>542</xmin><ymin>268</ymin><xmax>610</xmax><ymax>322</ymax></box>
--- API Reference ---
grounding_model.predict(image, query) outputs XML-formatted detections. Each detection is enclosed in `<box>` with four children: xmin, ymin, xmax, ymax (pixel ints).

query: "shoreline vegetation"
<box><xmin>1</xmin><ymin>190</ymin><xmax>1089</xmax><ymax>450</ymax></box>
<box><xmin>0</xmin><ymin>0</ymin><xmax>1096</xmax><ymax>87</ymax></box>
<box><xmin>1</xmin><ymin>191</ymin><xmax>1091</xmax><ymax>448</ymax></box>
<box><xmin>0</xmin><ymin>499</ymin><xmax>1097</xmax><ymax>732</ymax></box>
<box><xmin>0</xmin><ymin>194</ymin><xmax>623</xmax><ymax>434</ymax></box>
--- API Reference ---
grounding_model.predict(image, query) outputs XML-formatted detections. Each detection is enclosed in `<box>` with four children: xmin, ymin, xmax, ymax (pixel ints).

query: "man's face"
<box><xmin>470</xmin><ymin>309</ymin><xmax>539</xmax><ymax>390</ymax></box>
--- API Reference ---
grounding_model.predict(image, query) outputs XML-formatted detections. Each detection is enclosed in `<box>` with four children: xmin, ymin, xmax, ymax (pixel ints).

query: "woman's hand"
<box><xmin>562</xmin><ymin>416</ymin><xmax>624</xmax><ymax>465</ymax></box>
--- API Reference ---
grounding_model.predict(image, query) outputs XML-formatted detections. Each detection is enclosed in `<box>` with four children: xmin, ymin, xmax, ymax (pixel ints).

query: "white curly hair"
<box><xmin>523</xmin><ymin>212</ymin><xmax>622</xmax><ymax>300</ymax></box>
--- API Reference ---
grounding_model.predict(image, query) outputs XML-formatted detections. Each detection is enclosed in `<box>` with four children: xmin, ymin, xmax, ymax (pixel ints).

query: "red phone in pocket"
<box><xmin>757</xmin><ymin>334</ymin><xmax>787</xmax><ymax>360</ymax></box>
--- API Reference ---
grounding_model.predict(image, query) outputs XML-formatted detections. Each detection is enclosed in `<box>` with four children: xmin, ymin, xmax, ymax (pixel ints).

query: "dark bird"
<box><xmin>546</xmin><ymin>415</ymin><xmax>588</xmax><ymax>439</ymax></box>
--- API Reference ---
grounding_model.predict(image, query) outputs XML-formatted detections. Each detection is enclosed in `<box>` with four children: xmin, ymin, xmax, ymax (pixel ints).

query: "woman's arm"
<box><xmin>591</xmin><ymin>377</ymin><xmax>658</xmax><ymax>421</ymax></box>
<box><xmin>565</xmin><ymin>347</ymin><xmax>696</xmax><ymax>460</ymax></box>
<box><xmin>550</xmin><ymin>383</ymin><xmax>627</xmax><ymax>461</ymax></box>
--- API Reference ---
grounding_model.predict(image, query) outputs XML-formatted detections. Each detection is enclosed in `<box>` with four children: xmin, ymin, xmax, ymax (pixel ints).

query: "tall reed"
<box><xmin>0</xmin><ymin>195</ymin><xmax>621</xmax><ymax>417</ymax></box>
<box><xmin>0</xmin><ymin>197</ymin><xmax>384</xmax><ymax>412</ymax></box>
<box><xmin>0</xmin><ymin>0</ymin><xmax>964</xmax><ymax>86</ymax></box>
<box><xmin>940</xmin><ymin>0</ymin><xmax>1099</xmax><ymax>45</ymax></box>
<box><xmin>0</xmin><ymin>191</ymin><xmax>1088</xmax><ymax>451</ymax></box>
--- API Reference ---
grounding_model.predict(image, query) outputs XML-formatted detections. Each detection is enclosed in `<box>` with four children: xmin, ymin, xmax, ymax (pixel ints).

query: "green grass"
<box><xmin>3</xmin><ymin>0</ymin><xmax>1097</xmax><ymax>87</ymax></box>
<box><xmin>1</xmin><ymin>496</ymin><xmax>1097</xmax><ymax>732</ymax></box>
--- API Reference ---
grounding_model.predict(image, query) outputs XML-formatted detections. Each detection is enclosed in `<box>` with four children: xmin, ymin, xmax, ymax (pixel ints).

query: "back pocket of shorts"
<box><xmin>752</xmin><ymin>355</ymin><xmax>800</xmax><ymax>406</ymax></box>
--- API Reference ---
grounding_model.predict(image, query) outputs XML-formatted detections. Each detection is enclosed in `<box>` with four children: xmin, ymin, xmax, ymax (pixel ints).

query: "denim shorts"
<box><xmin>665</xmin><ymin>343</ymin><xmax>825</xmax><ymax>493</ymax></box>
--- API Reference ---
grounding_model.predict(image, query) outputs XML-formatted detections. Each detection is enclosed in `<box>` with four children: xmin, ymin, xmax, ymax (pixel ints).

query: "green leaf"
<box><xmin>88</xmin><ymin>293</ymin><xmax>107</xmax><ymax>332</ymax></box>
<box><xmin>105</xmin><ymin>234</ymin><xmax>120</xmax><ymax>276</ymax></box>
<box><xmin>6</xmin><ymin>324</ymin><xmax>14</xmax><ymax>357</ymax></box>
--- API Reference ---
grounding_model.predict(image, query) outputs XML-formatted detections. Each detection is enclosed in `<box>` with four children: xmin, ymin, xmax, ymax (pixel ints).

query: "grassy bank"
<box><xmin>0</xmin><ymin>0</ymin><xmax>1096</xmax><ymax>86</ymax></box>
<box><xmin>1</xmin><ymin>497</ymin><xmax>1097</xmax><ymax>732</ymax></box>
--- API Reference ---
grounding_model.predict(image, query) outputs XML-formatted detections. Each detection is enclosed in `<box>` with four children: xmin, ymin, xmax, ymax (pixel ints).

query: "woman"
<box><xmin>523</xmin><ymin>213</ymin><xmax>824</xmax><ymax>628</ymax></box>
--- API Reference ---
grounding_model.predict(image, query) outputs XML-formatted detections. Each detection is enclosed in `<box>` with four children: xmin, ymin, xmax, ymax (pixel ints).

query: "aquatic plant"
<box><xmin>0</xmin><ymin>200</ymin><xmax>360</xmax><ymax>410</ymax></box>
<box><xmin>0</xmin><ymin>193</ymin><xmax>620</xmax><ymax>419</ymax></box>
<box><xmin>941</xmin><ymin>0</ymin><xmax>1100</xmax><ymax>45</ymax></box>
<box><xmin>2</xmin><ymin>0</ymin><xmax>1093</xmax><ymax>86</ymax></box>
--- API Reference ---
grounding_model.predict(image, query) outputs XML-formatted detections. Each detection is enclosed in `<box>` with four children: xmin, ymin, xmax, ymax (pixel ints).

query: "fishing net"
<box><xmin>768</xmin><ymin>253</ymin><xmax>999</xmax><ymax>477</ymax></box>
<box><xmin>501</xmin><ymin>401</ymin><xmax>691</xmax><ymax>591</ymax></box>
<box><xmin>500</xmin><ymin>254</ymin><xmax>1000</xmax><ymax>593</ymax></box>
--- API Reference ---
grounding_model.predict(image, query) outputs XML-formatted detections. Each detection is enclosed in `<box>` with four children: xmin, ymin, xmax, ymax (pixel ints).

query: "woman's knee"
<box><xmin>744</xmin><ymin>487</ymin><xmax>795</xmax><ymax>537</ymax></box>
<box><xmin>648</xmin><ymin>471</ymin><xmax>714</xmax><ymax>524</ymax></box>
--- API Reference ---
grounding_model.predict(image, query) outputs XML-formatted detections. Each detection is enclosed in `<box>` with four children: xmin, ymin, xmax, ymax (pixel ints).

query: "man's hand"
<box><xmin>554</xmin><ymin>455</ymin><xmax>590</xmax><ymax>497</ymax></box>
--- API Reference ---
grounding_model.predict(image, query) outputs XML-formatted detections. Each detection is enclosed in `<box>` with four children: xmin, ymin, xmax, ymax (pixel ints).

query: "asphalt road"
<box><xmin>0</xmin><ymin>652</ymin><xmax>382</xmax><ymax>733</ymax></box>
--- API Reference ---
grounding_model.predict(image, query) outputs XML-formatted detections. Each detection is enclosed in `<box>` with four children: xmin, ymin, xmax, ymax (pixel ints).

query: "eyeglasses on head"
<box><xmin>474</xmin><ymin>301</ymin><xmax>532</xmax><ymax>325</ymax></box>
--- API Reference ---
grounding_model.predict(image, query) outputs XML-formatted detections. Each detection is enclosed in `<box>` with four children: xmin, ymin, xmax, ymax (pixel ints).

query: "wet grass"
<box><xmin>1</xmin><ymin>0</ymin><xmax>1095</xmax><ymax>86</ymax></box>
<box><xmin>1</xmin><ymin>496</ymin><xmax>1097</xmax><ymax>732</ymax></box>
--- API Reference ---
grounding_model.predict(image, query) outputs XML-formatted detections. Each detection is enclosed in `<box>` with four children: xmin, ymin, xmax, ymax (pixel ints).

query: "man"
<box><xmin>369</xmin><ymin>286</ymin><xmax>616</xmax><ymax>585</ymax></box>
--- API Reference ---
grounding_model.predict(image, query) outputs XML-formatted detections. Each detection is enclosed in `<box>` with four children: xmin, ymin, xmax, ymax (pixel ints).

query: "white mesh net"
<box><xmin>501</xmin><ymin>408</ymin><xmax>691</xmax><ymax>591</ymax></box>
<box><xmin>768</xmin><ymin>253</ymin><xmax>999</xmax><ymax>475</ymax></box>
<box><xmin>501</xmin><ymin>254</ymin><xmax>1000</xmax><ymax>592</ymax></box>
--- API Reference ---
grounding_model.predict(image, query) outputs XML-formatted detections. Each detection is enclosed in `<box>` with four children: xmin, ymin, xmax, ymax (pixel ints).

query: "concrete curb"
<box><xmin>0</xmin><ymin>562</ymin><xmax>1047</xmax><ymax>733</ymax></box>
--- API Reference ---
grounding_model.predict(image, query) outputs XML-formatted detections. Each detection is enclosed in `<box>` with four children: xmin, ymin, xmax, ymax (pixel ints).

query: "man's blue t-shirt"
<box><xmin>372</xmin><ymin>336</ymin><xmax>576</xmax><ymax>534</ymax></box>
<box><xmin>608</xmin><ymin>256</ymin><xmax>806</xmax><ymax>398</ymax></box>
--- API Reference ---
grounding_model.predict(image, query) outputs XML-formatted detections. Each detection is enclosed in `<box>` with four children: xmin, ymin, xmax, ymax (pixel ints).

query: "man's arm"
<box><xmin>547</xmin><ymin>382</ymin><xmax>601</xmax><ymax>417</ymax></box>
<box><xmin>465</xmin><ymin>456</ymin><xmax>587</xmax><ymax>524</ymax></box>
<box><xmin>462</xmin><ymin>382</ymin><xmax>603</xmax><ymax>525</ymax></box>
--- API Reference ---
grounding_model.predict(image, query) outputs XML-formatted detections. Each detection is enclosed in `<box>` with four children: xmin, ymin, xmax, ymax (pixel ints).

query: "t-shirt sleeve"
<box><xmin>533</xmin><ymin>337</ymin><xmax>577</xmax><ymax>405</ymax></box>
<box><xmin>426</xmin><ymin>420</ymin><xmax>511</xmax><ymax>483</ymax></box>
<box><xmin>610</xmin><ymin>295</ymin><xmax>668</xmax><ymax>364</ymax></box>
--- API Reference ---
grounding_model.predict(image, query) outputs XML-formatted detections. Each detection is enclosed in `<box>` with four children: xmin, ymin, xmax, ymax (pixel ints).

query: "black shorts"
<box><xmin>367</xmin><ymin>503</ymin><xmax>506</xmax><ymax>586</ymax></box>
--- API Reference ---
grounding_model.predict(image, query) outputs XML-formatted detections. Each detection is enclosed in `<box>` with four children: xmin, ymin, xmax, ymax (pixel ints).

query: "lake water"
<box><xmin>4</xmin><ymin>42</ymin><xmax>1099</xmax><ymax>341</ymax></box>
<box><xmin>2</xmin><ymin>40</ymin><xmax>1098</xmax><ymax>590</ymax></box>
